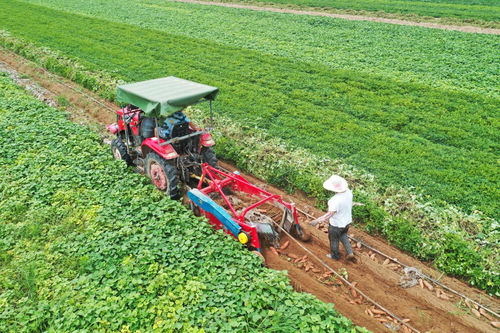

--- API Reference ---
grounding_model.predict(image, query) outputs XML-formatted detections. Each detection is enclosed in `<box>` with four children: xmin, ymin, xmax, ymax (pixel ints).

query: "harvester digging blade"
<box><xmin>244</xmin><ymin>209</ymin><xmax>280</xmax><ymax>248</ymax></box>
<box><xmin>252</xmin><ymin>222</ymin><xmax>280</xmax><ymax>248</ymax></box>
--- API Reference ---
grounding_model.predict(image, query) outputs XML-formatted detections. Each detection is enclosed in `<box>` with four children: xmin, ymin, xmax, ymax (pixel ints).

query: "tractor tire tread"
<box><xmin>201</xmin><ymin>147</ymin><xmax>218</xmax><ymax>168</ymax></box>
<box><xmin>111</xmin><ymin>138</ymin><xmax>134</xmax><ymax>166</ymax></box>
<box><xmin>145</xmin><ymin>152</ymin><xmax>180</xmax><ymax>199</ymax></box>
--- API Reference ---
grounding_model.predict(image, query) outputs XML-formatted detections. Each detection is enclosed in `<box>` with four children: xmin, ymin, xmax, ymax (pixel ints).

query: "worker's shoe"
<box><xmin>346</xmin><ymin>254</ymin><xmax>357</xmax><ymax>263</ymax></box>
<box><xmin>326</xmin><ymin>254</ymin><xmax>340</xmax><ymax>260</ymax></box>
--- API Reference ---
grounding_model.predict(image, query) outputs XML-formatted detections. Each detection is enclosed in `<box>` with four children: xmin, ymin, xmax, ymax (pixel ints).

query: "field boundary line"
<box><xmin>171</xmin><ymin>0</ymin><xmax>500</xmax><ymax>34</ymax></box>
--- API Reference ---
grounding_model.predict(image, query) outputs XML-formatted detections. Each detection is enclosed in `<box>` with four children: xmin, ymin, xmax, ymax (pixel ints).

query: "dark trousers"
<box><xmin>328</xmin><ymin>224</ymin><xmax>353</xmax><ymax>259</ymax></box>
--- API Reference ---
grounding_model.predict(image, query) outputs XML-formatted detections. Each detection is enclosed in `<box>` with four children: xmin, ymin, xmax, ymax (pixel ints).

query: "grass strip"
<box><xmin>196</xmin><ymin>0</ymin><xmax>500</xmax><ymax>27</ymax></box>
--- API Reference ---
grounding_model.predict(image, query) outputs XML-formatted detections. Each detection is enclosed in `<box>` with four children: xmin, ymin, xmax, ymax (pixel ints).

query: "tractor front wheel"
<box><xmin>111</xmin><ymin>138</ymin><xmax>133</xmax><ymax>166</ymax></box>
<box><xmin>145</xmin><ymin>152</ymin><xmax>179</xmax><ymax>199</ymax></box>
<box><xmin>201</xmin><ymin>147</ymin><xmax>218</xmax><ymax>168</ymax></box>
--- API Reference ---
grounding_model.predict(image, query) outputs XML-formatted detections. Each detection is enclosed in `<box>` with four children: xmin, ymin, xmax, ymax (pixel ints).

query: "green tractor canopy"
<box><xmin>116</xmin><ymin>76</ymin><xmax>219</xmax><ymax>117</ymax></box>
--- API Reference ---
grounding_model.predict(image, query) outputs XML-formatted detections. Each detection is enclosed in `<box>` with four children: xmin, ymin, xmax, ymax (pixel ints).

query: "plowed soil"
<box><xmin>1</xmin><ymin>49</ymin><xmax>498</xmax><ymax>332</ymax></box>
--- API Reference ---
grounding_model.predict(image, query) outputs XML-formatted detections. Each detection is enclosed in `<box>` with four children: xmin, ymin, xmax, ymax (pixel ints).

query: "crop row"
<box><xmin>1</xmin><ymin>1</ymin><xmax>499</xmax><ymax>221</ymax></box>
<box><xmin>0</xmin><ymin>73</ymin><xmax>364</xmax><ymax>332</ymax></box>
<box><xmin>0</xmin><ymin>31</ymin><xmax>497</xmax><ymax>294</ymax></box>
<box><xmin>19</xmin><ymin>0</ymin><xmax>500</xmax><ymax>97</ymax></box>
<box><xmin>200</xmin><ymin>0</ymin><xmax>500</xmax><ymax>26</ymax></box>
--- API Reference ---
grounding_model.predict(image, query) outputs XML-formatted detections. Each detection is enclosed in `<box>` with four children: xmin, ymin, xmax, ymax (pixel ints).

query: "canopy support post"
<box><xmin>209</xmin><ymin>100</ymin><xmax>214</xmax><ymax>131</ymax></box>
<box><xmin>154</xmin><ymin>117</ymin><xmax>159</xmax><ymax>140</ymax></box>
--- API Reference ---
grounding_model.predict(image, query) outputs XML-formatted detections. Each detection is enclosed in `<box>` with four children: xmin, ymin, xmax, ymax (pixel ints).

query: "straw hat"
<box><xmin>323</xmin><ymin>175</ymin><xmax>348</xmax><ymax>193</ymax></box>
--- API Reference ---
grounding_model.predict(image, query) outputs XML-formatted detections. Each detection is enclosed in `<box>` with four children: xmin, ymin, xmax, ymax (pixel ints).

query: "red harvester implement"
<box><xmin>188</xmin><ymin>164</ymin><xmax>310</xmax><ymax>252</ymax></box>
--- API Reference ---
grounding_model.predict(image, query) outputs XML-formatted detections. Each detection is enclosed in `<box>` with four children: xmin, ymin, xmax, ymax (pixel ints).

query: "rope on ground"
<box><xmin>296</xmin><ymin>207</ymin><xmax>500</xmax><ymax>319</ymax></box>
<box><xmin>271</xmin><ymin>220</ymin><xmax>422</xmax><ymax>333</ymax></box>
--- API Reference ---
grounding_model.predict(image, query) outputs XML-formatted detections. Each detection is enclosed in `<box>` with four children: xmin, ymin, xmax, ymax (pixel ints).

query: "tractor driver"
<box><xmin>158</xmin><ymin>109</ymin><xmax>197</xmax><ymax>139</ymax></box>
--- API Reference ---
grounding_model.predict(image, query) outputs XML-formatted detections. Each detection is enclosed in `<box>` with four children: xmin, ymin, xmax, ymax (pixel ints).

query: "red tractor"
<box><xmin>108</xmin><ymin>76</ymin><xmax>310</xmax><ymax>253</ymax></box>
<box><xmin>107</xmin><ymin>77</ymin><xmax>219</xmax><ymax>198</ymax></box>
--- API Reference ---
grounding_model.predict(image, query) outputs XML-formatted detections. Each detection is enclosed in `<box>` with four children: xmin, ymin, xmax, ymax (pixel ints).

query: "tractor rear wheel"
<box><xmin>145</xmin><ymin>152</ymin><xmax>179</xmax><ymax>199</ymax></box>
<box><xmin>111</xmin><ymin>138</ymin><xmax>133</xmax><ymax>166</ymax></box>
<box><xmin>201</xmin><ymin>147</ymin><xmax>218</xmax><ymax>168</ymax></box>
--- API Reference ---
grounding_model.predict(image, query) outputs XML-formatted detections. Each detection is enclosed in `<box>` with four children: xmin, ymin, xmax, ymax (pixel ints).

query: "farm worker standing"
<box><xmin>309</xmin><ymin>175</ymin><xmax>356</xmax><ymax>263</ymax></box>
<box><xmin>158</xmin><ymin>109</ymin><xmax>191</xmax><ymax>139</ymax></box>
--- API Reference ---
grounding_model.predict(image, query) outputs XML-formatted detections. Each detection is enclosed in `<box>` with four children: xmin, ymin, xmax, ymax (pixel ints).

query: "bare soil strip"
<box><xmin>171</xmin><ymin>0</ymin><xmax>500</xmax><ymax>35</ymax></box>
<box><xmin>1</xmin><ymin>49</ymin><xmax>498</xmax><ymax>332</ymax></box>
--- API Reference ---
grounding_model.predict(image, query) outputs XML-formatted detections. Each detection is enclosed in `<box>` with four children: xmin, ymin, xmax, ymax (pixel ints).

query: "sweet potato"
<box><xmin>279</xmin><ymin>240</ymin><xmax>290</xmax><ymax>251</ymax></box>
<box><xmin>371</xmin><ymin>308</ymin><xmax>386</xmax><ymax>315</ymax></box>
<box><xmin>479</xmin><ymin>308</ymin><xmax>494</xmax><ymax>321</ymax></box>
<box><xmin>423</xmin><ymin>280</ymin><xmax>434</xmax><ymax>291</ymax></box>
<box><xmin>438</xmin><ymin>292</ymin><xmax>450</xmax><ymax>300</ymax></box>
<box><xmin>464</xmin><ymin>299</ymin><xmax>472</xmax><ymax>309</ymax></box>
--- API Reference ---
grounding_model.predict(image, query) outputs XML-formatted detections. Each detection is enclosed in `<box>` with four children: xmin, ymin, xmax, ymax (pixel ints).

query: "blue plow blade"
<box><xmin>188</xmin><ymin>189</ymin><xmax>242</xmax><ymax>237</ymax></box>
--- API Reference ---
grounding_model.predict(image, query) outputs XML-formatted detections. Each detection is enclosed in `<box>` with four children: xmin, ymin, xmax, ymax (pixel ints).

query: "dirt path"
<box><xmin>171</xmin><ymin>0</ymin><xmax>500</xmax><ymax>35</ymax></box>
<box><xmin>1</xmin><ymin>49</ymin><xmax>499</xmax><ymax>332</ymax></box>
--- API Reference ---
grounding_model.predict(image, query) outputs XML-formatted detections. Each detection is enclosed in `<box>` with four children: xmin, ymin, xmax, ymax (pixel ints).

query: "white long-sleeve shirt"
<box><xmin>327</xmin><ymin>189</ymin><xmax>353</xmax><ymax>228</ymax></box>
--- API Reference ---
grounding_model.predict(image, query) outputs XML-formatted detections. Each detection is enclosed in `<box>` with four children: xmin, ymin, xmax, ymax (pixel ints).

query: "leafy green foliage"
<box><xmin>0</xmin><ymin>1</ymin><xmax>498</xmax><ymax>293</ymax></box>
<box><xmin>18</xmin><ymin>0</ymin><xmax>500</xmax><ymax>96</ymax></box>
<box><xmin>0</xmin><ymin>75</ymin><xmax>364</xmax><ymax>332</ymax></box>
<box><xmin>1</xmin><ymin>2</ymin><xmax>499</xmax><ymax>220</ymax></box>
<box><xmin>199</xmin><ymin>0</ymin><xmax>500</xmax><ymax>26</ymax></box>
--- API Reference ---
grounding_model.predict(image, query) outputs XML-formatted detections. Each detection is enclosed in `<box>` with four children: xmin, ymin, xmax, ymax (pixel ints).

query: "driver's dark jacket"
<box><xmin>158</xmin><ymin>111</ymin><xmax>190</xmax><ymax>139</ymax></box>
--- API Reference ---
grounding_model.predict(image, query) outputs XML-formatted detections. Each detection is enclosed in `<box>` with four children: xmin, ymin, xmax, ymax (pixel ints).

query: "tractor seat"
<box><xmin>140</xmin><ymin>117</ymin><xmax>156</xmax><ymax>139</ymax></box>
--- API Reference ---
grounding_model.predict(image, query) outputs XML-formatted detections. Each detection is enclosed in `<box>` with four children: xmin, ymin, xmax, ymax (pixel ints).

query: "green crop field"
<box><xmin>0</xmin><ymin>0</ymin><xmax>498</xmax><ymax>293</ymax></box>
<box><xmin>3</xmin><ymin>0</ymin><xmax>499</xmax><ymax>219</ymax></box>
<box><xmin>202</xmin><ymin>0</ymin><xmax>500</xmax><ymax>26</ymax></box>
<box><xmin>0</xmin><ymin>73</ymin><xmax>363</xmax><ymax>332</ymax></box>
